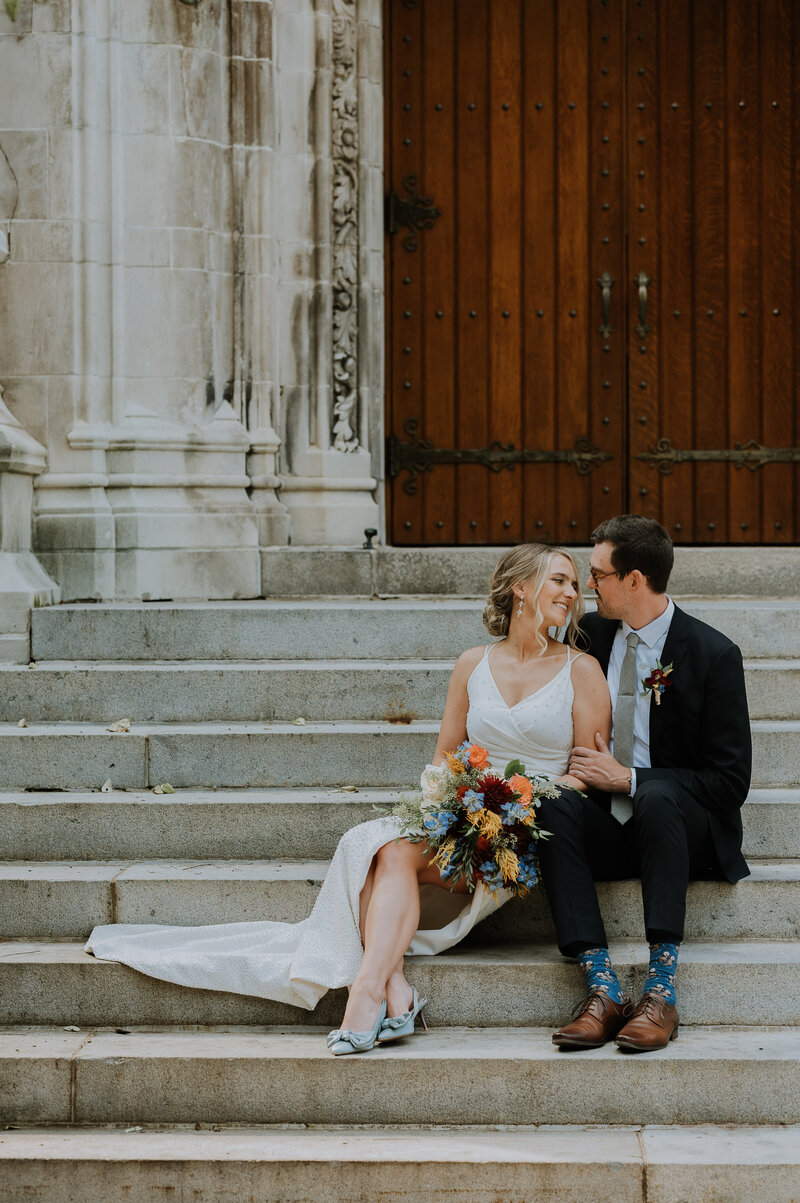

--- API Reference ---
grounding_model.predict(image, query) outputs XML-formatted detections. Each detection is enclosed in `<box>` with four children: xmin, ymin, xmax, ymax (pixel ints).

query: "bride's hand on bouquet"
<box><xmin>569</xmin><ymin>733</ymin><xmax>631</xmax><ymax>793</ymax></box>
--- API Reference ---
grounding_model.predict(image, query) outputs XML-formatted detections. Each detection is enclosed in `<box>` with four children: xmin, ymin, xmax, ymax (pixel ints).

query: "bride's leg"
<box><xmin>359</xmin><ymin>861</ymin><xmax>413</xmax><ymax>1018</ymax></box>
<box><xmin>340</xmin><ymin>839</ymin><xmax>428</xmax><ymax>1032</ymax></box>
<box><xmin>357</xmin><ymin>858</ymin><xmax>376</xmax><ymax>948</ymax></box>
<box><xmin>385</xmin><ymin>957</ymin><xmax>414</xmax><ymax>1018</ymax></box>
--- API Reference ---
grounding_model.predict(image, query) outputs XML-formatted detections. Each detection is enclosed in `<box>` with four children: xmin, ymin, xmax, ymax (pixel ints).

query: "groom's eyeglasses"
<box><xmin>588</xmin><ymin>567</ymin><xmax>622</xmax><ymax>584</ymax></box>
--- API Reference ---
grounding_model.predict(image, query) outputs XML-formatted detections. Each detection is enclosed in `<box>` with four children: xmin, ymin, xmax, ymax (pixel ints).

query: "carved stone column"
<box><xmin>272</xmin><ymin>0</ymin><xmax>381</xmax><ymax>549</ymax></box>
<box><xmin>0</xmin><ymin>387</ymin><xmax>60</xmax><ymax>662</ymax></box>
<box><xmin>230</xmin><ymin>0</ymin><xmax>290</xmax><ymax>557</ymax></box>
<box><xmin>3</xmin><ymin>0</ymin><xmax>262</xmax><ymax>599</ymax></box>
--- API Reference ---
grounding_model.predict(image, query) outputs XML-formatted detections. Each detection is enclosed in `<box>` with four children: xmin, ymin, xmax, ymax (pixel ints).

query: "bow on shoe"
<box><xmin>380</xmin><ymin>1011</ymin><xmax>414</xmax><ymax>1032</ymax></box>
<box><xmin>326</xmin><ymin>1027</ymin><xmax>380</xmax><ymax>1052</ymax></box>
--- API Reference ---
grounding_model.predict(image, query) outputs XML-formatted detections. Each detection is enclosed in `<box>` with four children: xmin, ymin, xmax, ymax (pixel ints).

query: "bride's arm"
<box><xmin>430</xmin><ymin>647</ymin><xmax>485</xmax><ymax>766</ymax></box>
<box><xmin>555</xmin><ymin>654</ymin><xmax>613</xmax><ymax>792</ymax></box>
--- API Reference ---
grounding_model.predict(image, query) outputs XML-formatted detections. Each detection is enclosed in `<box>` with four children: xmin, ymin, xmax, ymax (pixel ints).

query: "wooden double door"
<box><xmin>386</xmin><ymin>0</ymin><xmax>800</xmax><ymax>546</ymax></box>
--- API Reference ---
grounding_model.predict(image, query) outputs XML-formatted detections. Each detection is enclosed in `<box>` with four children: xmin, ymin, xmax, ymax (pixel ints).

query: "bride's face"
<box><xmin>529</xmin><ymin>554</ymin><xmax>579</xmax><ymax>629</ymax></box>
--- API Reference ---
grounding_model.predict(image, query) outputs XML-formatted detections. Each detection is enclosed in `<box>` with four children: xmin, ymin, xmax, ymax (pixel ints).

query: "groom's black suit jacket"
<box><xmin>577</xmin><ymin>605</ymin><xmax>752</xmax><ymax>883</ymax></box>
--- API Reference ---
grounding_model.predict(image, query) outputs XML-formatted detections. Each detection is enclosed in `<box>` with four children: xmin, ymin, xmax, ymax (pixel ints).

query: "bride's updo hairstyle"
<box><xmin>482</xmin><ymin>543</ymin><xmax>585</xmax><ymax>650</ymax></box>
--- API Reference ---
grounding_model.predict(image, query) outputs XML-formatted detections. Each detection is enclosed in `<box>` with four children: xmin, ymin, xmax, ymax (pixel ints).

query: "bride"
<box><xmin>86</xmin><ymin>544</ymin><xmax>611</xmax><ymax>1054</ymax></box>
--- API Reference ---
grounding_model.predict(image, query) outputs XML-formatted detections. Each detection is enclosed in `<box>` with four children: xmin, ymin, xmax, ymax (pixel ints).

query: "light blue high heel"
<box><xmin>327</xmin><ymin>999</ymin><xmax>387</xmax><ymax>1056</ymax></box>
<box><xmin>377</xmin><ymin>988</ymin><xmax>428</xmax><ymax>1043</ymax></box>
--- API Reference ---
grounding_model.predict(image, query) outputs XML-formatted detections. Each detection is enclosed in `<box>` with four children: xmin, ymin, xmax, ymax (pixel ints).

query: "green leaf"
<box><xmin>504</xmin><ymin>759</ymin><xmax>526</xmax><ymax>779</ymax></box>
<box><xmin>4</xmin><ymin>0</ymin><xmax>19</xmax><ymax>21</ymax></box>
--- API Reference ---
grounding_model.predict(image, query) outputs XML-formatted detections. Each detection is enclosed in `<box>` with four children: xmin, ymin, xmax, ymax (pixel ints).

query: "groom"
<box><xmin>536</xmin><ymin>514</ymin><xmax>752</xmax><ymax>1051</ymax></box>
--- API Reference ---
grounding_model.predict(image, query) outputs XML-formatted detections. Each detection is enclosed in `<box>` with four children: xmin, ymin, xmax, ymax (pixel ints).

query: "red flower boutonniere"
<box><xmin>641</xmin><ymin>660</ymin><xmax>674</xmax><ymax>706</ymax></box>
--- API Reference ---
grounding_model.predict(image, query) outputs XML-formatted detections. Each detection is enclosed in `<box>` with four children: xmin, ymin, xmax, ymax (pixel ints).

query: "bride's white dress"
<box><xmin>85</xmin><ymin>646</ymin><xmax>580</xmax><ymax>1009</ymax></box>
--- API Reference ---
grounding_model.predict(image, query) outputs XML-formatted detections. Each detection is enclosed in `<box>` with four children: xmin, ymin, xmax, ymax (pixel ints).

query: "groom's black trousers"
<box><xmin>535</xmin><ymin>779</ymin><xmax>718</xmax><ymax>954</ymax></box>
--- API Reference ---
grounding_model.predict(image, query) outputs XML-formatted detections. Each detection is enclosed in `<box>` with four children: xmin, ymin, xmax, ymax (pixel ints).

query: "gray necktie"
<box><xmin>610</xmin><ymin>631</ymin><xmax>640</xmax><ymax>824</ymax></box>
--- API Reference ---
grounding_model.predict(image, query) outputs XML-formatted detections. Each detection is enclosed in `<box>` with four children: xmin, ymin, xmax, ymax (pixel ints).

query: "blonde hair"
<box><xmin>482</xmin><ymin>544</ymin><xmax>585</xmax><ymax>650</ymax></box>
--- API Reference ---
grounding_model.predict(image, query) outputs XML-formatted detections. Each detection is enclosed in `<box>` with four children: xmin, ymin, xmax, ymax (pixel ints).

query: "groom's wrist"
<box><xmin>627</xmin><ymin>768</ymin><xmax>636</xmax><ymax>796</ymax></box>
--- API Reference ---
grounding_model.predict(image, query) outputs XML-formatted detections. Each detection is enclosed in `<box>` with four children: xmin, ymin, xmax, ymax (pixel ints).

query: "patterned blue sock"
<box><xmin>575</xmin><ymin>947</ymin><xmax>627</xmax><ymax>1004</ymax></box>
<box><xmin>645</xmin><ymin>941</ymin><xmax>679</xmax><ymax>1006</ymax></box>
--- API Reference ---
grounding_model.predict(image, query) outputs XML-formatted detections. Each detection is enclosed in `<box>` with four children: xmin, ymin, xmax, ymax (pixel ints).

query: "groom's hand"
<box><xmin>569</xmin><ymin>733</ymin><xmax>631</xmax><ymax>793</ymax></box>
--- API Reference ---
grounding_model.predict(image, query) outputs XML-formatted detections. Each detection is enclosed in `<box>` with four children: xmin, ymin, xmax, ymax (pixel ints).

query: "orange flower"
<box><xmin>446</xmin><ymin>752</ymin><xmax>467</xmax><ymax>775</ymax></box>
<box><xmin>468</xmin><ymin>744</ymin><xmax>490</xmax><ymax>770</ymax></box>
<box><xmin>509</xmin><ymin>773</ymin><xmax>533</xmax><ymax>806</ymax></box>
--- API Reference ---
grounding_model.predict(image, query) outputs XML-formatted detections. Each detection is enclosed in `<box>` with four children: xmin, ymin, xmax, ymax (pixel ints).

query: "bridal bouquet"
<box><xmin>386</xmin><ymin>742</ymin><xmax>557</xmax><ymax>898</ymax></box>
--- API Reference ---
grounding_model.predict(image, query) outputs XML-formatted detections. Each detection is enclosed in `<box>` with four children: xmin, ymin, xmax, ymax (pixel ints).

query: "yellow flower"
<box><xmin>466</xmin><ymin>808</ymin><xmax>484</xmax><ymax>827</ymax></box>
<box><xmin>479</xmin><ymin>810</ymin><xmax>503</xmax><ymax>839</ymax></box>
<box><xmin>445</xmin><ymin>753</ymin><xmax>466</xmax><ymax>775</ymax></box>
<box><xmin>433</xmin><ymin>838</ymin><xmax>456</xmax><ymax>869</ymax></box>
<box><xmin>497</xmin><ymin>847</ymin><xmax>520</xmax><ymax>882</ymax></box>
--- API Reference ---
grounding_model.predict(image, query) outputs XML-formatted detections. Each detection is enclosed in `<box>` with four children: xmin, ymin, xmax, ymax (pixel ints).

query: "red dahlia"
<box><xmin>479</xmin><ymin>775</ymin><xmax>515</xmax><ymax>813</ymax></box>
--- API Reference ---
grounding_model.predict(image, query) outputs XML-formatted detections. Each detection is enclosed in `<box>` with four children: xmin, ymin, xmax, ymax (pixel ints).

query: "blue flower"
<box><xmin>451</xmin><ymin>740</ymin><xmax>472</xmax><ymax>767</ymax></box>
<box><xmin>500</xmin><ymin>800</ymin><xmax>528</xmax><ymax>824</ymax></box>
<box><xmin>517</xmin><ymin>854</ymin><xmax>538</xmax><ymax>890</ymax></box>
<box><xmin>422</xmin><ymin>809</ymin><xmax>457</xmax><ymax>840</ymax></box>
<box><xmin>478</xmin><ymin>859</ymin><xmax>505</xmax><ymax>891</ymax></box>
<box><xmin>462</xmin><ymin>789</ymin><xmax>485</xmax><ymax>814</ymax></box>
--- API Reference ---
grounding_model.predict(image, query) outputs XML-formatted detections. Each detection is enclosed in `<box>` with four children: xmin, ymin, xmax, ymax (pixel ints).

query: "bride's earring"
<box><xmin>516</xmin><ymin>593</ymin><xmax>524</xmax><ymax>618</ymax></box>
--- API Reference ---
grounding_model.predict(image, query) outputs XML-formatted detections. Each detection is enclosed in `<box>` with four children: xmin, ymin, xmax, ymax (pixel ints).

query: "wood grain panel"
<box><xmin>589</xmin><ymin>0</ymin><xmax>626</xmax><ymax>533</ymax></box>
<box><xmin>691</xmin><ymin>0</ymin><xmax>728</xmax><ymax>543</ymax></box>
<box><xmin>488</xmin><ymin>0</ymin><xmax>523</xmax><ymax>544</ymax></box>
<box><xmin>554</xmin><ymin>0</ymin><xmax>591</xmax><ymax>542</ymax></box>
<box><xmin>387</xmin><ymin>0</ymin><xmax>423</xmax><ymax>541</ymax></box>
<box><xmin>626</xmin><ymin>0</ymin><xmax>660</xmax><ymax>522</ymax></box>
<box><xmin>454</xmin><ymin>0</ymin><xmax>490</xmax><ymax>543</ymax></box>
<box><xmin>419</xmin><ymin>0</ymin><xmax>456</xmax><ymax>543</ymax></box>
<box><xmin>725</xmin><ymin>0</ymin><xmax>761</xmax><ymax>542</ymax></box>
<box><xmin>759</xmin><ymin>0</ymin><xmax>796</xmax><ymax>542</ymax></box>
<box><xmin>656</xmin><ymin>0</ymin><xmax>694</xmax><ymax>542</ymax></box>
<box><xmin>521</xmin><ymin>0</ymin><xmax>558</xmax><ymax>543</ymax></box>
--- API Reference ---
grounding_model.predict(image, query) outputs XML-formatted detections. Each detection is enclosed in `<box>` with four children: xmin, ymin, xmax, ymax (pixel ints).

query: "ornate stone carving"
<box><xmin>0</xmin><ymin>141</ymin><xmax>18</xmax><ymax>264</ymax></box>
<box><xmin>331</xmin><ymin>0</ymin><xmax>360</xmax><ymax>453</ymax></box>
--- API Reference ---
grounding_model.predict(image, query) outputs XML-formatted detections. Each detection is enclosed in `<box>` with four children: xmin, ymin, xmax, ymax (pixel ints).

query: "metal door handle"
<box><xmin>597</xmin><ymin>272</ymin><xmax>614</xmax><ymax>340</ymax></box>
<box><xmin>635</xmin><ymin>271</ymin><xmax>652</xmax><ymax>338</ymax></box>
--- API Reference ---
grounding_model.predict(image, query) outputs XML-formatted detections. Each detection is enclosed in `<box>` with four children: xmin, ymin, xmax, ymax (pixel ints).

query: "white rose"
<box><xmin>420</xmin><ymin>764</ymin><xmax>446</xmax><ymax>806</ymax></box>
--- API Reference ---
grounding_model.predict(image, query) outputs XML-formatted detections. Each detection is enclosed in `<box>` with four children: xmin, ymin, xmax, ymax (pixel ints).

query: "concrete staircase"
<box><xmin>2</xmin><ymin>548</ymin><xmax>800</xmax><ymax>1200</ymax></box>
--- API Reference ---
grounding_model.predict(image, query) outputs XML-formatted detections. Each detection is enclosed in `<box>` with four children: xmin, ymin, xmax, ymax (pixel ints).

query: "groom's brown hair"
<box><xmin>591</xmin><ymin>514</ymin><xmax>674</xmax><ymax>594</ymax></box>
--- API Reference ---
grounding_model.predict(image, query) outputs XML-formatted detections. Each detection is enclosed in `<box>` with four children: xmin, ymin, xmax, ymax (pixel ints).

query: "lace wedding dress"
<box><xmin>86</xmin><ymin>646</ymin><xmax>580</xmax><ymax>1009</ymax></box>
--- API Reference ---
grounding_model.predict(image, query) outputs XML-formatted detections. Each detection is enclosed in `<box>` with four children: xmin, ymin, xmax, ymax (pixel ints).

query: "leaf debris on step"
<box><xmin>107</xmin><ymin>719</ymin><xmax>132</xmax><ymax>733</ymax></box>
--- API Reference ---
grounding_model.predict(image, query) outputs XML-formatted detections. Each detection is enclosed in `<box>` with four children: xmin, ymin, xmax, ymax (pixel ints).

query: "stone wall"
<box><xmin>0</xmin><ymin>0</ymin><xmax>382</xmax><ymax>602</ymax></box>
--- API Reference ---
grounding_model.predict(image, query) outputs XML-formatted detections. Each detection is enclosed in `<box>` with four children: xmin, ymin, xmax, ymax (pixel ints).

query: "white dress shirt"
<box><xmin>607</xmin><ymin>597</ymin><xmax>674</xmax><ymax>795</ymax></box>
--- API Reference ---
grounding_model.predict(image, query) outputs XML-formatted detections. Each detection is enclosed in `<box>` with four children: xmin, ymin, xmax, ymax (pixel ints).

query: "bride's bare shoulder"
<box><xmin>452</xmin><ymin>644</ymin><xmax>489</xmax><ymax>678</ymax></box>
<box><xmin>570</xmin><ymin>650</ymin><xmax>610</xmax><ymax>690</ymax></box>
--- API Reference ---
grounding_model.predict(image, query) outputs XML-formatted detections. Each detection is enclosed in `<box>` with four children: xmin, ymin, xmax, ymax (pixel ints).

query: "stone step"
<box><xmin>2</xmin><ymin>859</ymin><xmax>798</xmax><ymax>940</ymax></box>
<box><xmin>258</xmin><ymin>544</ymin><xmax>800</xmax><ymax>598</ymax></box>
<box><xmin>3</xmin><ymin>1025</ymin><xmax>799</xmax><ymax>1126</ymax></box>
<box><xmin>2</xmin><ymin>1124</ymin><xmax>799</xmax><ymax>1203</ymax></box>
<box><xmin>31</xmin><ymin>597</ymin><xmax>800</xmax><ymax>661</ymax></box>
<box><xmin>2</xmin><ymin>940</ymin><xmax>798</xmax><ymax>1028</ymax></box>
<box><xmin>2</xmin><ymin>656</ymin><xmax>797</xmax><ymax>722</ymax></box>
<box><xmin>3</xmin><ymin>787</ymin><xmax>795</xmax><ymax>861</ymax></box>
<box><xmin>0</xmin><ymin>719</ymin><xmax>796</xmax><ymax>790</ymax></box>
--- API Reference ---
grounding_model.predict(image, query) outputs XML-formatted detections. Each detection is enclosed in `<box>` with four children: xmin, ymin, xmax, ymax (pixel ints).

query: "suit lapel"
<box><xmin>648</xmin><ymin>603</ymin><xmax>689</xmax><ymax>753</ymax></box>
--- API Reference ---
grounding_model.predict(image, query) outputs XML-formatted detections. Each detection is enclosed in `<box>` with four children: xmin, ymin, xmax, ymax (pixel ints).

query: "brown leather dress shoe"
<box><xmin>552</xmin><ymin>992</ymin><xmax>633</xmax><ymax>1049</ymax></box>
<box><xmin>615</xmin><ymin>992</ymin><xmax>679</xmax><ymax>1051</ymax></box>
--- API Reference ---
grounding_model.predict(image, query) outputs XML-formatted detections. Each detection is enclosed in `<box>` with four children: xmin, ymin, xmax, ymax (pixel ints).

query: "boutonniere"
<box><xmin>641</xmin><ymin>661</ymin><xmax>674</xmax><ymax>706</ymax></box>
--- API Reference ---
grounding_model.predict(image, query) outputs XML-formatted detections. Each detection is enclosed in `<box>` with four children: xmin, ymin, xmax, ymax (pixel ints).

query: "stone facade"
<box><xmin>0</xmin><ymin>0</ymin><xmax>383</xmax><ymax>614</ymax></box>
